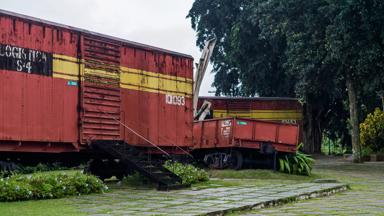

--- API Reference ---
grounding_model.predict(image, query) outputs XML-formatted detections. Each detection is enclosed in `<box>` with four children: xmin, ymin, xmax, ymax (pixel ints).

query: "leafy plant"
<box><xmin>163</xmin><ymin>161</ymin><xmax>209</xmax><ymax>184</ymax></box>
<box><xmin>0</xmin><ymin>172</ymin><xmax>108</xmax><ymax>202</ymax></box>
<box><xmin>279</xmin><ymin>144</ymin><xmax>315</xmax><ymax>176</ymax></box>
<box><xmin>1</xmin><ymin>162</ymin><xmax>74</xmax><ymax>178</ymax></box>
<box><xmin>360</xmin><ymin>108</ymin><xmax>384</xmax><ymax>153</ymax></box>
<box><xmin>122</xmin><ymin>172</ymin><xmax>149</xmax><ymax>186</ymax></box>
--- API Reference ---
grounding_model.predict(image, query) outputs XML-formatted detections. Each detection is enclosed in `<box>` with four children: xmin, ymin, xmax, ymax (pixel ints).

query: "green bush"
<box><xmin>360</xmin><ymin>108</ymin><xmax>384</xmax><ymax>153</ymax></box>
<box><xmin>1</xmin><ymin>162</ymin><xmax>73</xmax><ymax>178</ymax></box>
<box><xmin>0</xmin><ymin>172</ymin><xmax>108</xmax><ymax>202</ymax></box>
<box><xmin>278</xmin><ymin>144</ymin><xmax>315</xmax><ymax>176</ymax></box>
<box><xmin>163</xmin><ymin>161</ymin><xmax>209</xmax><ymax>184</ymax></box>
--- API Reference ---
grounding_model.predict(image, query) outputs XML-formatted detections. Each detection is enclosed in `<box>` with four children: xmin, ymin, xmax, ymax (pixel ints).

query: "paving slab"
<box><xmin>241</xmin><ymin>158</ymin><xmax>384</xmax><ymax>216</ymax></box>
<box><xmin>73</xmin><ymin>182</ymin><xmax>347</xmax><ymax>216</ymax></box>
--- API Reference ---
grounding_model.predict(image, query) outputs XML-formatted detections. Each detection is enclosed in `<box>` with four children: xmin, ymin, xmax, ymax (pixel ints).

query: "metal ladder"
<box><xmin>91</xmin><ymin>140</ymin><xmax>191</xmax><ymax>191</ymax></box>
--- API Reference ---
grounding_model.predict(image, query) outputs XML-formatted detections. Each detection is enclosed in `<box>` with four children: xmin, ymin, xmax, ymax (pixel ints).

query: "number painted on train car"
<box><xmin>281</xmin><ymin>119</ymin><xmax>297</xmax><ymax>124</ymax></box>
<box><xmin>165</xmin><ymin>94</ymin><xmax>185</xmax><ymax>106</ymax></box>
<box><xmin>0</xmin><ymin>44</ymin><xmax>52</xmax><ymax>76</ymax></box>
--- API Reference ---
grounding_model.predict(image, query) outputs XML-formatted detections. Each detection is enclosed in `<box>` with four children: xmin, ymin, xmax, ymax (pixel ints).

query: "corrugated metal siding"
<box><xmin>0</xmin><ymin>11</ymin><xmax>194</xmax><ymax>153</ymax></box>
<box><xmin>193</xmin><ymin>118</ymin><xmax>298</xmax><ymax>153</ymax></box>
<box><xmin>80</xmin><ymin>36</ymin><xmax>121</xmax><ymax>143</ymax></box>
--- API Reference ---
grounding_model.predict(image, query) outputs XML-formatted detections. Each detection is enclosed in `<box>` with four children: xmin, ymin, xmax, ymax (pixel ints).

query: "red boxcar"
<box><xmin>198</xmin><ymin>96</ymin><xmax>303</xmax><ymax>124</ymax></box>
<box><xmin>193</xmin><ymin>118</ymin><xmax>298</xmax><ymax>153</ymax></box>
<box><xmin>0</xmin><ymin>9</ymin><xmax>193</xmax><ymax>153</ymax></box>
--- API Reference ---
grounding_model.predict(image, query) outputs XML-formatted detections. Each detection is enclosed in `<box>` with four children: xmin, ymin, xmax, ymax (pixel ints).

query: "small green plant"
<box><xmin>360</xmin><ymin>108</ymin><xmax>384</xmax><ymax>153</ymax></box>
<box><xmin>163</xmin><ymin>161</ymin><xmax>209</xmax><ymax>184</ymax></box>
<box><xmin>122</xmin><ymin>172</ymin><xmax>150</xmax><ymax>186</ymax></box>
<box><xmin>0</xmin><ymin>172</ymin><xmax>108</xmax><ymax>202</ymax></box>
<box><xmin>278</xmin><ymin>144</ymin><xmax>315</xmax><ymax>176</ymax></box>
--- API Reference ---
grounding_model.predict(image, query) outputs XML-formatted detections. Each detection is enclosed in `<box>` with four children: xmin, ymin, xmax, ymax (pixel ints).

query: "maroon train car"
<box><xmin>192</xmin><ymin>97</ymin><xmax>303</xmax><ymax>169</ymax></box>
<box><xmin>198</xmin><ymin>96</ymin><xmax>303</xmax><ymax>124</ymax></box>
<box><xmin>0</xmin><ymin>9</ymin><xmax>193</xmax><ymax>155</ymax></box>
<box><xmin>193</xmin><ymin>118</ymin><xmax>298</xmax><ymax>153</ymax></box>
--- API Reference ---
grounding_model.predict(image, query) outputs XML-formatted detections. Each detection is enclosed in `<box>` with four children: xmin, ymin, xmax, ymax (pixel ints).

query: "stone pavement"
<box><xmin>241</xmin><ymin>158</ymin><xmax>384</xmax><ymax>216</ymax></box>
<box><xmin>73</xmin><ymin>182</ymin><xmax>346</xmax><ymax>216</ymax></box>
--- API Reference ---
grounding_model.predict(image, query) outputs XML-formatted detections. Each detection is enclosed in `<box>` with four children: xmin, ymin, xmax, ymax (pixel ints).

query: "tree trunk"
<box><xmin>346</xmin><ymin>76</ymin><xmax>362</xmax><ymax>163</ymax></box>
<box><xmin>302</xmin><ymin>102</ymin><xmax>322</xmax><ymax>153</ymax></box>
<box><xmin>378</xmin><ymin>91</ymin><xmax>384</xmax><ymax>111</ymax></box>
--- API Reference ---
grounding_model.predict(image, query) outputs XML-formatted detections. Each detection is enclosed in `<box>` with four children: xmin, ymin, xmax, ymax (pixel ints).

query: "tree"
<box><xmin>325</xmin><ymin>0</ymin><xmax>384</xmax><ymax>162</ymax></box>
<box><xmin>188</xmin><ymin>0</ymin><xmax>384</xmax><ymax>158</ymax></box>
<box><xmin>188</xmin><ymin>0</ymin><xmax>295</xmax><ymax>97</ymax></box>
<box><xmin>256</xmin><ymin>0</ymin><xmax>339</xmax><ymax>153</ymax></box>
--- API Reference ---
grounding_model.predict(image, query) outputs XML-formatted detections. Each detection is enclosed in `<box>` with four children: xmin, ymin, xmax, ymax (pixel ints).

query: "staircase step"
<box><xmin>91</xmin><ymin>140</ymin><xmax>185</xmax><ymax>190</ymax></box>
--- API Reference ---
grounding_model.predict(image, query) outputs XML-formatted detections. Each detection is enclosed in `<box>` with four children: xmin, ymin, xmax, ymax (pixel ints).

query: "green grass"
<box><xmin>2</xmin><ymin>159</ymin><xmax>373</xmax><ymax>216</ymax></box>
<box><xmin>0</xmin><ymin>169</ymin><xmax>99</xmax><ymax>216</ymax></box>
<box><xmin>0</xmin><ymin>198</ymin><xmax>84</xmax><ymax>216</ymax></box>
<box><xmin>209</xmin><ymin>169</ymin><xmax>323</xmax><ymax>182</ymax></box>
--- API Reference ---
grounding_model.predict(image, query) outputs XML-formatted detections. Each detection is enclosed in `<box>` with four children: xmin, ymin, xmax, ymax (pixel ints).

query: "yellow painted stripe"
<box><xmin>213</xmin><ymin>109</ymin><xmax>303</xmax><ymax>120</ymax></box>
<box><xmin>53</xmin><ymin>54</ymin><xmax>79</xmax><ymax>81</ymax></box>
<box><xmin>84</xmin><ymin>68</ymin><xmax>119</xmax><ymax>79</ymax></box>
<box><xmin>121</xmin><ymin>83</ymin><xmax>190</xmax><ymax>97</ymax></box>
<box><xmin>53</xmin><ymin>54</ymin><xmax>78</xmax><ymax>62</ymax></box>
<box><xmin>121</xmin><ymin>66</ymin><xmax>193</xmax><ymax>83</ymax></box>
<box><xmin>51</xmin><ymin>54</ymin><xmax>193</xmax><ymax>97</ymax></box>
<box><xmin>53</xmin><ymin>73</ymin><xmax>78</xmax><ymax>81</ymax></box>
<box><xmin>120</xmin><ymin>69</ymin><xmax>192</xmax><ymax>95</ymax></box>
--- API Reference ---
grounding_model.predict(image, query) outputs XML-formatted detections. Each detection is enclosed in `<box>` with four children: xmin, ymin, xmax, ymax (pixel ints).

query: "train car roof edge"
<box><xmin>199</xmin><ymin>96</ymin><xmax>300</xmax><ymax>101</ymax></box>
<box><xmin>0</xmin><ymin>9</ymin><xmax>194</xmax><ymax>59</ymax></box>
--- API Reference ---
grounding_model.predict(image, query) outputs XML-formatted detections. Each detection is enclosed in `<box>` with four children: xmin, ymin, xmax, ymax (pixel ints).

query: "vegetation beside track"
<box><xmin>0</xmin><ymin>171</ymin><xmax>107</xmax><ymax>202</ymax></box>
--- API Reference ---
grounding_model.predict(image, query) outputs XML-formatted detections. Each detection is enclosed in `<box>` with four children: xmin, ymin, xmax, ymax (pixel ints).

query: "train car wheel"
<box><xmin>229</xmin><ymin>150</ymin><xmax>243</xmax><ymax>170</ymax></box>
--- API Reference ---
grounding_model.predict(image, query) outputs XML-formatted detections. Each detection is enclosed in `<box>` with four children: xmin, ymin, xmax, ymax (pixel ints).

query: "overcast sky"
<box><xmin>0</xmin><ymin>0</ymin><xmax>215</xmax><ymax>96</ymax></box>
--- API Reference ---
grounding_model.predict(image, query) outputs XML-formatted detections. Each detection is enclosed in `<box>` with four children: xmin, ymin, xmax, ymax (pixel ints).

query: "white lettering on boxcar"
<box><xmin>0</xmin><ymin>43</ymin><xmax>52</xmax><ymax>76</ymax></box>
<box><xmin>165</xmin><ymin>94</ymin><xmax>185</xmax><ymax>106</ymax></box>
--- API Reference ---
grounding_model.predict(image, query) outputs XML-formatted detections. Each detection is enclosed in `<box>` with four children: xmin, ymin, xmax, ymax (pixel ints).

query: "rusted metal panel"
<box><xmin>80</xmin><ymin>36</ymin><xmax>121</xmax><ymax>143</ymax></box>
<box><xmin>198</xmin><ymin>96</ymin><xmax>304</xmax><ymax>144</ymax></box>
<box><xmin>193</xmin><ymin>118</ymin><xmax>298</xmax><ymax>153</ymax></box>
<box><xmin>0</xmin><ymin>10</ymin><xmax>194</xmax><ymax>153</ymax></box>
<box><xmin>198</xmin><ymin>96</ymin><xmax>303</xmax><ymax>123</ymax></box>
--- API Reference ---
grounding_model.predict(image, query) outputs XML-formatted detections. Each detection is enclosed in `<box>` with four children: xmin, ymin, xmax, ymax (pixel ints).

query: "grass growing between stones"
<box><xmin>228</xmin><ymin>158</ymin><xmax>384</xmax><ymax>216</ymax></box>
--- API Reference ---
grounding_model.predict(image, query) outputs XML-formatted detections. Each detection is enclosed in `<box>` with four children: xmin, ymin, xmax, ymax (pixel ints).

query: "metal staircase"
<box><xmin>91</xmin><ymin>140</ymin><xmax>190</xmax><ymax>191</ymax></box>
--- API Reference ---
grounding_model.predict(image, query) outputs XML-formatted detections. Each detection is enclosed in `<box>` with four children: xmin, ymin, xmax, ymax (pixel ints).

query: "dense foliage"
<box><xmin>0</xmin><ymin>172</ymin><xmax>107</xmax><ymax>202</ymax></box>
<box><xmin>360</xmin><ymin>108</ymin><xmax>384</xmax><ymax>153</ymax></box>
<box><xmin>163</xmin><ymin>161</ymin><xmax>209</xmax><ymax>184</ymax></box>
<box><xmin>188</xmin><ymin>0</ymin><xmax>384</xmax><ymax>158</ymax></box>
<box><xmin>0</xmin><ymin>163</ymin><xmax>72</xmax><ymax>177</ymax></box>
<box><xmin>279</xmin><ymin>145</ymin><xmax>315</xmax><ymax>176</ymax></box>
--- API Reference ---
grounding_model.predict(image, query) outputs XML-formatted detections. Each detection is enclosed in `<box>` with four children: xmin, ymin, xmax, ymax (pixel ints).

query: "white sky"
<box><xmin>0</xmin><ymin>0</ymin><xmax>215</xmax><ymax>96</ymax></box>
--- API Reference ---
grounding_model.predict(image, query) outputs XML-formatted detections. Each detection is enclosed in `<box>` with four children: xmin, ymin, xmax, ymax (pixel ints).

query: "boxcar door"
<box><xmin>80</xmin><ymin>35</ymin><xmax>121</xmax><ymax>143</ymax></box>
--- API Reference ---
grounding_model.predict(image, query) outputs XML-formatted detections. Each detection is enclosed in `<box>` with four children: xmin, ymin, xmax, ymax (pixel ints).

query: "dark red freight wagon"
<box><xmin>192</xmin><ymin>117</ymin><xmax>299</xmax><ymax>169</ymax></box>
<box><xmin>0</xmin><ymin>9</ymin><xmax>193</xmax><ymax>189</ymax></box>
<box><xmin>197</xmin><ymin>96</ymin><xmax>304</xmax><ymax>144</ymax></box>
<box><xmin>198</xmin><ymin>96</ymin><xmax>303</xmax><ymax>124</ymax></box>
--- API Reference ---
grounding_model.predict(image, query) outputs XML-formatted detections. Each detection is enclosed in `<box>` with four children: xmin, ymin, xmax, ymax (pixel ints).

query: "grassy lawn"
<box><xmin>1</xmin><ymin>158</ymin><xmax>361</xmax><ymax>216</ymax></box>
<box><xmin>0</xmin><ymin>170</ymin><xmax>87</xmax><ymax>216</ymax></box>
<box><xmin>0</xmin><ymin>199</ymin><xmax>85</xmax><ymax>216</ymax></box>
<box><xmin>0</xmin><ymin>167</ymin><xmax>319</xmax><ymax>215</ymax></box>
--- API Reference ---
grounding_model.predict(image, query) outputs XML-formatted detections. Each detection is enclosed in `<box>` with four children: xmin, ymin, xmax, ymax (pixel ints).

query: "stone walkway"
<box><xmin>241</xmin><ymin>158</ymin><xmax>384</xmax><ymax>216</ymax></box>
<box><xmin>73</xmin><ymin>182</ymin><xmax>346</xmax><ymax>216</ymax></box>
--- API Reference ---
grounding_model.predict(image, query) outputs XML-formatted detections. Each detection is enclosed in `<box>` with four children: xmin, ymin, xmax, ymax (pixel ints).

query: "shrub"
<box><xmin>0</xmin><ymin>172</ymin><xmax>108</xmax><ymax>202</ymax></box>
<box><xmin>1</xmin><ymin>162</ymin><xmax>73</xmax><ymax>178</ymax></box>
<box><xmin>360</xmin><ymin>108</ymin><xmax>384</xmax><ymax>152</ymax></box>
<box><xmin>122</xmin><ymin>172</ymin><xmax>149</xmax><ymax>186</ymax></box>
<box><xmin>278</xmin><ymin>144</ymin><xmax>315</xmax><ymax>176</ymax></box>
<box><xmin>163</xmin><ymin>161</ymin><xmax>209</xmax><ymax>184</ymax></box>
